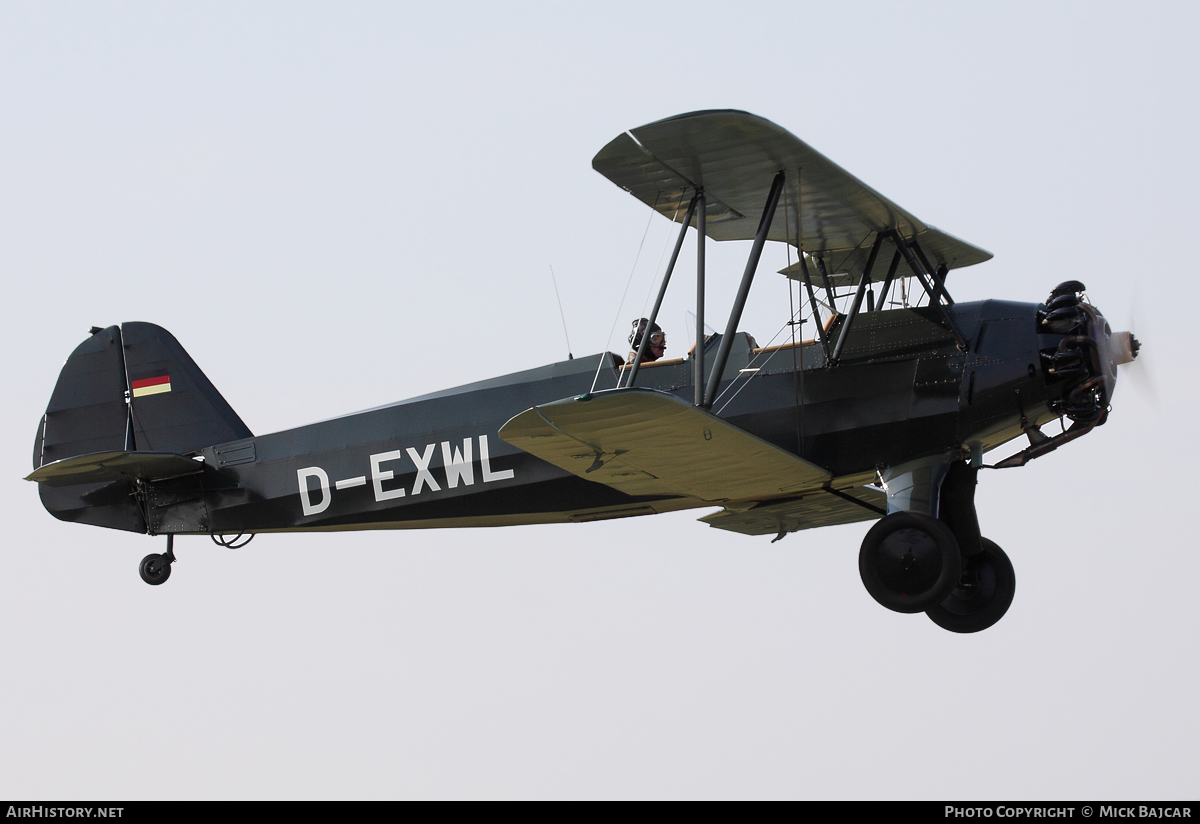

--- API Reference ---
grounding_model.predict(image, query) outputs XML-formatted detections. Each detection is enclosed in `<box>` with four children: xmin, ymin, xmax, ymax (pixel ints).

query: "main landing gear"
<box><xmin>859</xmin><ymin>457</ymin><xmax>1016</xmax><ymax>632</ymax></box>
<box><xmin>859</xmin><ymin>512</ymin><xmax>1016</xmax><ymax>633</ymax></box>
<box><xmin>858</xmin><ymin>511</ymin><xmax>962</xmax><ymax>614</ymax></box>
<box><xmin>139</xmin><ymin>534</ymin><xmax>176</xmax><ymax>586</ymax></box>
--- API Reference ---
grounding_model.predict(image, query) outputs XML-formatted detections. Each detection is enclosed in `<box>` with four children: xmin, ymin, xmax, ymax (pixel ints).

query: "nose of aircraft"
<box><xmin>1090</xmin><ymin>307</ymin><xmax>1141</xmax><ymax>390</ymax></box>
<box><xmin>1040</xmin><ymin>285</ymin><xmax>1143</xmax><ymax>423</ymax></box>
<box><xmin>1111</xmin><ymin>330</ymin><xmax>1140</xmax><ymax>366</ymax></box>
<box><xmin>1085</xmin><ymin>306</ymin><xmax>1145</xmax><ymax>409</ymax></box>
<box><xmin>1108</xmin><ymin>325</ymin><xmax>1155</xmax><ymax>407</ymax></box>
<box><xmin>1083</xmin><ymin>305</ymin><xmax>1124</xmax><ymax>402</ymax></box>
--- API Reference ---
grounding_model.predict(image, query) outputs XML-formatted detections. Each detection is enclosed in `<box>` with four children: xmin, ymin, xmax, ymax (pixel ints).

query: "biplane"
<box><xmin>27</xmin><ymin>110</ymin><xmax>1138</xmax><ymax>633</ymax></box>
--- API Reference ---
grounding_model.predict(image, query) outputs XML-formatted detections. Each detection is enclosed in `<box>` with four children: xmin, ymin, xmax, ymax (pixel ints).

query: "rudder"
<box><xmin>120</xmin><ymin>322</ymin><xmax>252</xmax><ymax>454</ymax></box>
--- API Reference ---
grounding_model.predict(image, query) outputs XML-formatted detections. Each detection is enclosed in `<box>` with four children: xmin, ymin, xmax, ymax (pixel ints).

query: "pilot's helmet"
<box><xmin>629</xmin><ymin>318</ymin><xmax>664</xmax><ymax>349</ymax></box>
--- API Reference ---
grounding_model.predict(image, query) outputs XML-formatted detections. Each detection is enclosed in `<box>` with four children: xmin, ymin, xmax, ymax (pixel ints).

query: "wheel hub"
<box><xmin>875</xmin><ymin>528</ymin><xmax>944</xmax><ymax>597</ymax></box>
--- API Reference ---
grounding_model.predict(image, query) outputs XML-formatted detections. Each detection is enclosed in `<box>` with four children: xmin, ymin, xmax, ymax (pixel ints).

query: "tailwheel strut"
<box><xmin>139</xmin><ymin>534</ymin><xmax>176</xmax><ymax>586</ymax></box>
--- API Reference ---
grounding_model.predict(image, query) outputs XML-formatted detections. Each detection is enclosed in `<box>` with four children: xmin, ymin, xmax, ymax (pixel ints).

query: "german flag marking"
<box><xmin>131</xmin><ymin>374</ymin><xmax>171</xmax><ymax>398</ymax></box>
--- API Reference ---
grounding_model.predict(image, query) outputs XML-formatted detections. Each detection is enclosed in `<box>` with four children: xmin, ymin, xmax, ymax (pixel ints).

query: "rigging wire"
<box><xmin>710</xmin><ymin>169</ymin><xmax>814</xmax><ymax>423</ymax></box>
<box><xmin>591</xmin><ymin>193</ymin><xmax>661</xmax><ymax>393</ymax></box>
<box><xmin>829</xmin><ymin>230</ymin><xmax>874</xmax><ymax>316</ymax></box>
<box><xmin>712</xmin><ymin>302</ymin><xmax>807</xmax><ymax>416</ymax></box>
<box><xmin>617</xmin><ymin>193</ymin><xmax>689</xmax><ymax>389</ymax></box>
<box><xmin>711</xmin><ymin>208</ymin><xmax>813</xmax><ymax>414</ymax></box>
<box><xmin>713</xmin><ymin>187</ymin><xmax>885</xmax><ymax>417</ymax></box>
<box><xmin>637</xmin><ymin>192</ymin><xmax>687</xmax><ymax>321</ymax></box>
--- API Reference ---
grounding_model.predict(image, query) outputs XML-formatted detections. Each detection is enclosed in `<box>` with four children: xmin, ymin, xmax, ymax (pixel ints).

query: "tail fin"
<box><xmin>119</xmin><ymin>322</ymin><xmax>252</xmax><ymax>453</ymax></box>
<box><xmin>34</xmin><ymin>325</ymin><xmax>129</xmax><ymax>469</ymax></box>
<box><xmin>32</xmin><ymin>322</ymin><xmax>252</xmax><ymax>531</ymax></box>
<box><xmin>35</xmin><ymin>322</ymin><xmax>251</xmax><ymax>468</ymax></box>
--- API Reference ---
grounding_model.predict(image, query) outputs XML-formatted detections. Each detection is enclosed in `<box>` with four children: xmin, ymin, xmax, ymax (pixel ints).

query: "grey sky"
<box><xmin>1</xmin><ymin>1</ymin><xmax>1196</xmax><ymax>799</ymax></box>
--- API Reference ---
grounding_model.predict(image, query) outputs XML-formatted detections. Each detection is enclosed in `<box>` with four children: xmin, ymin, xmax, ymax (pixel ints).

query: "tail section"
<box><xmin>32</xmin><ymin>322</ymin><xmax>252</xmax><ymax>531</ymax></box>
<box><xmin>119</xmin><ymin>322</ymin><xmax>251</xmax><ymax>454</ymax></box>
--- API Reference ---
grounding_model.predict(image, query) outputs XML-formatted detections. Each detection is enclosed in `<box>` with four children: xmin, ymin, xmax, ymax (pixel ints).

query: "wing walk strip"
<box><xmin>499</xmin><ymin>388</ymin><xmax>831</xmax><ymax>504</ymax></box>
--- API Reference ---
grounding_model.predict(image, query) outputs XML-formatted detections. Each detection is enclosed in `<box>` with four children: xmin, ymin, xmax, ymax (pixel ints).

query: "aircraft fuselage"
<box><xmin>41</xmin><ymin>298</ymin><xmax>1082</xmax><ymax>536</ymax></box>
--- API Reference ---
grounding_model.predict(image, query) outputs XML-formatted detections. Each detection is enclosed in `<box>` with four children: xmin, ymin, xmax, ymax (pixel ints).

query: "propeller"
<box><xmin>1113</xmin><ymin>291</ymin><xmax>1158</xmax><ymax>409</ymax></box>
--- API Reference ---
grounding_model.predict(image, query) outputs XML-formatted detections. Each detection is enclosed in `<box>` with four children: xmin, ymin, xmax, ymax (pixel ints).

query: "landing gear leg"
<box><xmin>928</xmin><ymin>460</ymin><xmax>1016</xmax><ymax>632</ymax></box>
<box><xmin>139</xmin><ymin>534</ymin><xmax>176</xmax><ymax>586</ymax></box>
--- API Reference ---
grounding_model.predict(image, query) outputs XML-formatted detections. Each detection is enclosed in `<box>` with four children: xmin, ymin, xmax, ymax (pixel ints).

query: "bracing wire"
<box><xmin>591</xmin><ymin>194</ymin><xmax>661</xmax><ymax>393</ymax></box>
<box><xmin>637</xmin><ymin>192</ymin><xmax>687</xmax><ymax>320</ymax></box>
<box><xmin>617</xmin><ymin>193</ymin><xmax>688</xmax><ymax>389</ymax></box>
<box><xmin>712</xmin><ymin>170</ymin><xmax>818</xmax><ymax>416</ymax></box>
<box><xmin>712</xmin><ymin>303</ymin><xmax>808</xmax><ymax>415</ymax></box>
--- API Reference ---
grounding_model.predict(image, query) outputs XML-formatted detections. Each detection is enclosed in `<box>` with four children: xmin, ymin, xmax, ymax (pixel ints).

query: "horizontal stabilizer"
<box><xmin>499</xmin><ymin>389</ymin><xmax>830</xmax><ymax>503</ymax></box>
<box><xmin>26</xmin><ymin>451</ymin><xmax>207</xmax><ymax>488</ymax></box>
<box><xmin>700</xmin><ymin>484</ymin><xmax>886</xmax><ymax>536</ymax></box>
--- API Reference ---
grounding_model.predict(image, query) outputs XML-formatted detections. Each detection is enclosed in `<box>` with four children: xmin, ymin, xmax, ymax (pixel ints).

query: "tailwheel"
<box><xmin>926</xmin><ymin>538</ymin><xmax>1015</xmax><ymax>633</ymax></box>
<box><xmin>139</xmin><ymin>554</ymin><xmax>171</xmax><ymax>585</ymax></box>
<box><xmin>859</xmin><ymin>511</ymin><xmax>962</xmax><ymax>613</ymax></box>
<box><xmin>138</xmin><ymin>534</ymin><xmax>176</xmax><ymax>586</ymax></box>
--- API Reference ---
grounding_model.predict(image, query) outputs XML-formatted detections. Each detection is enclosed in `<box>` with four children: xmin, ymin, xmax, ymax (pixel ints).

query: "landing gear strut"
<box><xmin>139</xmin><ymin>534</ymin><xmax>176</xmax><ymax>586</ymax></box>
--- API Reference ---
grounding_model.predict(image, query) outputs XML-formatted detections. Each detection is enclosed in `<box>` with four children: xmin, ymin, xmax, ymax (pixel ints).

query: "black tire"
<box><xmin>859</xmin><ymin>511</ymin><xmax>962</xmax><ymax>613</ymax></box>
<box><xmin>926</xmin><ymin>538</ymin><xmax>1015</xmax><ymax>633</ymax></box>
<box><xmin>139</xmin><ymin>553</ymin><xmax>171</xmax><ymax>586</ymax></box>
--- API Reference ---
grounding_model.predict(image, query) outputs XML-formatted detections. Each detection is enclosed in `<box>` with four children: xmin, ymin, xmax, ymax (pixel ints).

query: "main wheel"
<box><xmin>926</xmin><ymin>538</ymin><xmax>1015</xmax><ymax>633</ymax></box>
<box><xmin>139</xmin><ymin>553</ymin><xmax>172</xmax><ymax>586</ymax></box>
<box><xmin>859</xmin><ymin>511</ymin><xmax>962</xmax><ymax>613</ymax></box>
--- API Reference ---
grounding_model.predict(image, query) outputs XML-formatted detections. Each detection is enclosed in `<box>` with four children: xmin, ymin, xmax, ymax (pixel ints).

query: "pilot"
<box><xmin>627</xmin><ymin>318</ymin><xmax>667</xmax><ymax>364</ymax></box>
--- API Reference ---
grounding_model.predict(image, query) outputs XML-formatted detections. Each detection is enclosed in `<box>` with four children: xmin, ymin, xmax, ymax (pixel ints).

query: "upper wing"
<box><xmin>498</xmin><ymin>388</ymin><xmax>830</xmax><ymax>503</ymax></box>
<box><xmin>775</xmin><ymin>225</ymin><xmax>989</xmax><ymax>289</ymax></box>
<box><xmin>592</xmin><ymin>109</ymin><xmax>992</xmax><ymax>279</ymax></box>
